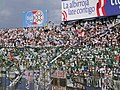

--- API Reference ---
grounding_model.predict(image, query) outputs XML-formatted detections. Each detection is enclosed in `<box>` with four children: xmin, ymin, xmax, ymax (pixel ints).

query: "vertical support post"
<box><xmin>44</xmin><ymin>67</ymin><xmax>45</xmax><ymax>90</ymax></box>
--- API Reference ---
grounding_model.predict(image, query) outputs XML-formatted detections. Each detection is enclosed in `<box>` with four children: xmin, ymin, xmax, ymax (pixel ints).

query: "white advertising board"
<box><xmin>62</xmin><ymin>0</ymin><xmax>120</xmax><ymax>21</ymax></box>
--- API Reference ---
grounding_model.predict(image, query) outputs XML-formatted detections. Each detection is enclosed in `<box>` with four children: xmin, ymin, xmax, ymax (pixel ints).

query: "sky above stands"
<box><xmin>0</xmin><ymin>0</ymin><xmax>61</xmax><ymax>28</ymax></box>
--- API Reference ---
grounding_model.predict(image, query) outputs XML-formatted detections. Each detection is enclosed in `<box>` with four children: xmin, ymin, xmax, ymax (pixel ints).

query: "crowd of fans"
<box><xmin>0</xmin><ymin>18</ymin><xmax>120</xmax><ymax>89</ymax></box>
<box><xmin>0</xmin><ymin>19</ymin><xmax>119</xmax><ymax>47</ymax></box>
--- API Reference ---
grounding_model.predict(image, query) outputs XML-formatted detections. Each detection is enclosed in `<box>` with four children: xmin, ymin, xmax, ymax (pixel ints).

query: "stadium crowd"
<box><xmin>0</xmin><ymin>18</ymin><xmax>120</xmax><ymax>90</ymax></box>
<box><xmin>0</xmin><ymin>19</ymin><xmax>119</xmax><ymax>47</ymax></box>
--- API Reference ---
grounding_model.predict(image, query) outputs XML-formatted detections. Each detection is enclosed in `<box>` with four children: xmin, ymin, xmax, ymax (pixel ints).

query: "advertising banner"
<box><xmin>23</xmin><ymin>10</ymin><xmax>47</xmax><ymax>27</ymax></box>
<box><xmin>62</xmin><ymin>0</ymin><xmax>120</xmax><ymax>21</ymax></box>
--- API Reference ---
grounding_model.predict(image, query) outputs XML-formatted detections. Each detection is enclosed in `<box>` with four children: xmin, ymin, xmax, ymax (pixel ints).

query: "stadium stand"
<box><xmin>0</xmin><ymin>18</ymin><xmax>120</xmax><ymax>90</ymax></box>
<box><xmin>0</xmin><ymin>19</ymin><xmax>119</xmax><ymax>47</ymax></box>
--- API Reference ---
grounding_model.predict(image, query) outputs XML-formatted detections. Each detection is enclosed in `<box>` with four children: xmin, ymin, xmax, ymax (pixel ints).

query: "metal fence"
<box><xmin>0</xmin><ymin>46</ymin><xmax>120</xmax><ymax>90</ymax></box>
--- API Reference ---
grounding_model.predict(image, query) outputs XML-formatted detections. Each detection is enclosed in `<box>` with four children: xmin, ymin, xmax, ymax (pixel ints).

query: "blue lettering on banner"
<box><xmin>69</xmin><ymin>0</ymin><xmax>89</xmax><ymax>8</ymax></box>
<box><xmin>68</xmin><ymin>6</ymin><xmax>95</xmax><ymax>15</ymax></box>
<box><xmin>63</xmin><ymin>3</ymin><xmax>69</xmax><ymax>9</ymax></box>
<box><xmin>63</xmin><ymin>0</ymin><xmax>95</xmax><ymax>16</ymax></box>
